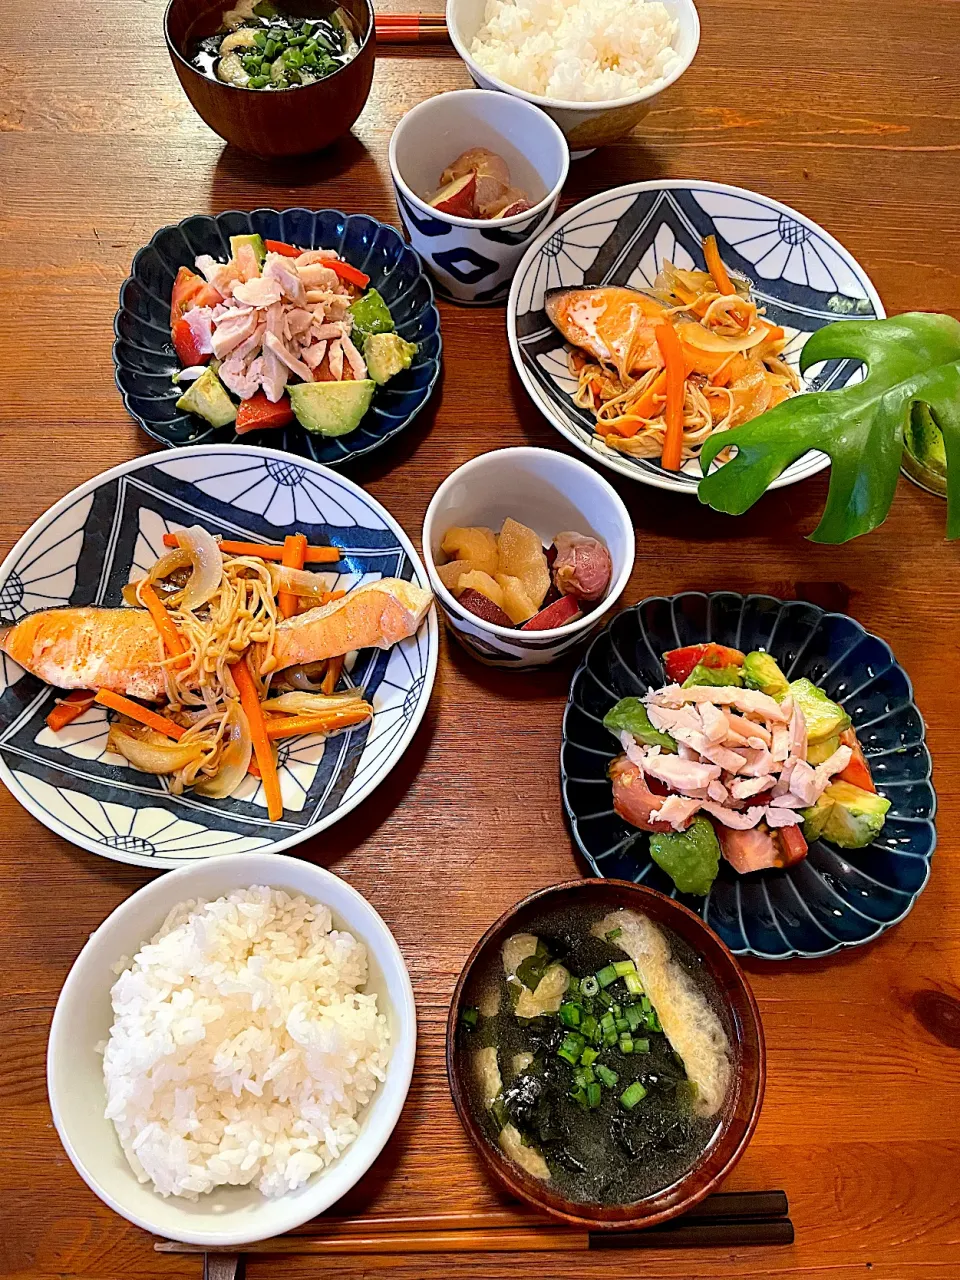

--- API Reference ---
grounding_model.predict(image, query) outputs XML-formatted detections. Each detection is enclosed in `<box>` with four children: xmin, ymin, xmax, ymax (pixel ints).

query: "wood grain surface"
<box><xmin>1</xmin><ymin>0</ymin><xmax>959</xmax><ymax>1277</ymax></box>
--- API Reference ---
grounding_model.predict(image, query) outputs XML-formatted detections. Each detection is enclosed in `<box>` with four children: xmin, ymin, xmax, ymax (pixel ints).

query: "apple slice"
<box><xmin>429</xmin><ymin>172</ymin><xmax>478</xmax><ymax>218</ymax></box>
<box><xmin>441</xmin><ymin>147</ymin><xmax>510</xmax><ymax>190</ymax></box>
<box><xmin>492</xmin><ymin>199</ymin><xmax>533</xmax><ymax>220</ymax></box>
<box><xmin>458</xmin><ymin>587</ymin><xmax>514</xmax><ymax>628</ymax></box>
<box><xmin>520</xmin><ymin>595</ymin><xmax>582</xmax><ymax>630</ymax></box>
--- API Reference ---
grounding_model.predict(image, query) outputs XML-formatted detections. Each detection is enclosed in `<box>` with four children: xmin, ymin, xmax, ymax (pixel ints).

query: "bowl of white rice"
<box><xmin>448</xmin><ymin>0</ymin><xmax>700</xmax><ymax>155</ymax></box>
<box><xmin>46</xmin><ymin>854</ymin><xmax>416</xmax><ymax>1246</ymax></box>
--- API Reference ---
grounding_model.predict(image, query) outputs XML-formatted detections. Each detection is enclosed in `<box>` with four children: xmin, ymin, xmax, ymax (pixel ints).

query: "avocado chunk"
<box><xmin>807</xmin><ymin>734</ymin><xmax>840</xmax><ymax>766</ymax></box>
<box><xmin>288</xmin><ymin>379</ymin><xmax>375</xmax><ymax>436</ymax></box>
<box><xmin>230</xmin><ymin>233</ymin><xmax>267</xmax><ymax>269</ymax></box>
<box><xmin>349</xmin><ymin>289</ymin><xmax>394</xmax><ymax>343</ymax></box>
<box><xmin>365</xmin><ymin>332</ymin><xmax>417</xmax><ymax>385</ymax></box>
<box><xmin>802</xmin><ymin>780</ymin><xmax>890</xmax><ymax>849</ymax></box>
<box><xmin>175</xmin><ymin>368</ymin><xmax>237</xmax><ymax>428</ymax></box>
<box><xmin>682</xmin><ymin>663</ymin><xmax>744</xmax><ymax>689</ymax></box>
<box><xmin>742</xmin><ymin>651</ymin><xmax>790</xmax><ymax>699</ymax></box>
<box><xmin>649</xmin><ymin>816</ymin><xmax>721</xmax><ymax>896</ymax></box>
<box><xmin>603</xmin><ymin>697</ymin><xmax>677</xmax><ymax>753</ymax></box>
<box><xmin>904</xmin><ymin>402</ymin><xmax>946</xmax><ymax>477</ymax></box>
<box><xmin>788</xmin><ymin>678</ymin><xmax>851</xmax><ymax>743</ymax></box>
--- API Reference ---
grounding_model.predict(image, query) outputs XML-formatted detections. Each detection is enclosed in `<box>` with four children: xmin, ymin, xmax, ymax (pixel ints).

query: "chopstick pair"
<box><xmin>157</xmin><ymin>1190</ymin><xmax>793</xmax><ymax>1265</ymax></box>
<box><xmin>374</xmin><ymin>14</ymin><xmax>451</xmax><ymax>45</ymax></box>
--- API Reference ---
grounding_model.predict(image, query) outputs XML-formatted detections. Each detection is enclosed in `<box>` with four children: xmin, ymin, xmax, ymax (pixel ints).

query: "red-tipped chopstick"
<box><xmin>375</xmin><ymin>14</ymin><xmax>450</xmax><ymax>44</ymax></box>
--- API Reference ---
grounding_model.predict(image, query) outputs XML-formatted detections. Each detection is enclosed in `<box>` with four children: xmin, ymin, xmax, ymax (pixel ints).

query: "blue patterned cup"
<box><xmin>388</xmin><ymin>89</ymin><xmax>569</xmax><ymax>306</ymax></box>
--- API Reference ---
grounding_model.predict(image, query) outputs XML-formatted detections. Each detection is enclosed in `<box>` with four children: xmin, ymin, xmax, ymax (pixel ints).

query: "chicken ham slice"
<box><xmin>639</xmin><ymin>748</ymin><xmax>721</xmax><ymax>793</ymax></box>
<box><xmin>210</xmin><ymin>308</ymin><xmax>260</xmax><ymax>360</ymax></box>
<box><xmin>650</xmin><ymin>684</ymin><xmax>790</xmax><ymax>723</ymax></box>
<box><xmin>264</xmin><ymin>330</ymin><xmax>313</xmax><ymax>383</ymax></box>
<box><xmin>650</xmin><ymin>795</ymin><xmax>702</xmax><ymax>830</ymax></box>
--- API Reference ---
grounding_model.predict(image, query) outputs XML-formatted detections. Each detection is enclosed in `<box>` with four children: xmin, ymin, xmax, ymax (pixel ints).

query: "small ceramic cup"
<box><xmin>422</xmin><ymin>447</ymin><xmax>634</xmax><ymax>667</ymax></box>
<box><xmin>388</xmin><ymin>89</ymin><xmax>569</xmax><ymax>306</ymax></box>
<box><xmin>447</xmin><ymin>0</ymin><xmax>700</xmax><ymax>159</ymax></box>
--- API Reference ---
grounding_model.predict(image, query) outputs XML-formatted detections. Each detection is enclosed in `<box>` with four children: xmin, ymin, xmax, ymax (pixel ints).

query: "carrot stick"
<box><xmin>278</xmin><ymin>534</ymin><xmax>307</xmax><ymax>620</ymax></box>
<box><xmin>233</xmin><ymin>657</ymin><xmax>283</xmax><ymax>821</ymax></box>
<box><xmin>46</xmin><ymin>689</ymin><xmax>95</xmax><ymax>732</ymax></box>
<box><xmin>263</xmin><ymin>708</ymin><xmax>371</xmax><ymax>740</ymax></box>
<box><xmin>95</xmin><ymin>690</ymin><xmax>185</xmax><ymax>740</ymax></box>
<box><xmin>161</xmin><ymin>533</ymin><xmax>340</xmax><ymax>563</ymax></box>
<box><xmin>703</xmin><ymin>235</ymin><xmax>736</xmax><ymax>296</ymax></box>
<box><xmin>655</xmin><ymin>323</ymin><xmax>686</xmax><ymax>471</ymax></box>
<box><xmin>322</xmin><ymin>654</ymin><xmax>344</xmax><ymax>695</ymax></box>
<box><xmin>138</xmin><ymin>581</ymin><xmax>190</xmax><ymax>669</ymax></box>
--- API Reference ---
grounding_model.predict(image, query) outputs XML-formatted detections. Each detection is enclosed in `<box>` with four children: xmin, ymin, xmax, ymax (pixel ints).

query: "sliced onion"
<box><xmin>262</xmin><ymin>690</ymin><xmax>364</xmax><ymax>716</ymax></box>
<box><xmin>676</xmin><ymin>321</ymin><xmax>771</xmax><ymax>355</ymax></box>
<box><xmin>108</xmin><ymin>724</ymin><xmax>204</xmax><ymax>775</ymax></box>
<box><xmin>194</xmin><ymin>701</ymin><xmax>252</xmax><ymax>799</ymax></box>
<box><xmin>269</xmin><ymin>565</ymin><xmax>337</xmax><ymax>601</ymax></box>
<box><xmin>173</xmin><ymin>525</ymin><xmax>224</xmax><ymax>610</ymax></box>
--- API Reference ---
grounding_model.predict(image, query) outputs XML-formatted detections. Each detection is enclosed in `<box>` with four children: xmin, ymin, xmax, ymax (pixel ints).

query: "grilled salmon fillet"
<box><xmin>0</xmin><ymin>578</ymin><xmax>433</xmax><ymax>698</ymax></box>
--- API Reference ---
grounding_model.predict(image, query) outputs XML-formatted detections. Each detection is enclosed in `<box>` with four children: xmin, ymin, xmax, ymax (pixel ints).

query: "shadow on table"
<box><xmin>207</xmin><ymin>131</ymin><xmax>375</xmax><ymax>206</ymax></box>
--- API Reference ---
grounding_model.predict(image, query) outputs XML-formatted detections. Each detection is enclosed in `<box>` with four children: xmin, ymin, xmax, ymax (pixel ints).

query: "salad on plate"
<box><xmin>604</xmin><ymin>642</ymin><xmax>890</xmax><ymax>895</ymax></box>
<box><xmin>170</xmin><ymin>233</ymin><xmax>417</xmax><ymax>437</ymax></box>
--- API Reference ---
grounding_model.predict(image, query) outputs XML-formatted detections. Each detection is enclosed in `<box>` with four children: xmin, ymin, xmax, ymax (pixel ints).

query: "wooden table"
<box><xmin>2</xmin><ymin>0</ymin><xmax>959</xmax><ymax>1276</ymax></box>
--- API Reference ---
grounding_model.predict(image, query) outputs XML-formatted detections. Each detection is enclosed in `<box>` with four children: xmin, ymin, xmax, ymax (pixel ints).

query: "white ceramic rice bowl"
<box><xmin>47</xmin><ymin>853</ymin><xmax>417</xmax><ymax>1246</ymax></box>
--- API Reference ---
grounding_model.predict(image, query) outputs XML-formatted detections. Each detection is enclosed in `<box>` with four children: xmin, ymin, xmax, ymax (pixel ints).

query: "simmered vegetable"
<box><xmin>191</xmin><ymin>3</ymin><xmax>360</xmax><ymax>91</ymax></box>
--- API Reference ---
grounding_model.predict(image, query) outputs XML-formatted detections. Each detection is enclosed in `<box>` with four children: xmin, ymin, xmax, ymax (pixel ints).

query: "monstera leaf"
<box><xmin>697</xmin><ymin>313</ymin><xmax>960</xmax><ymax>543</ymax></box>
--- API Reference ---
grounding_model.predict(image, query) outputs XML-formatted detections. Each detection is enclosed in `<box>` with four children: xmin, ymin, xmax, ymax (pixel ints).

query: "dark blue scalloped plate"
<box><xmin>561</xmin><ymin>593</ymin><xmax>936</xmax><ymax>960</ymax></box>
<box><xmin>113</xmin><ymin>209</ymin><xmax>441</xmax><ymax>467</ymax></box>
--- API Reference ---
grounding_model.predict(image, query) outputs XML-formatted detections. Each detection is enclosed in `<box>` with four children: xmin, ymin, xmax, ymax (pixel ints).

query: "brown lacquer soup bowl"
<box><xmin>164</xmin><ymin>0</ymin><xmax>375</xmax><ymax>158</ymax></box>
<box><xmin>447</xmin><ymin>879</ymin><xmax>765</xmax><ymax>1229</ymax></box>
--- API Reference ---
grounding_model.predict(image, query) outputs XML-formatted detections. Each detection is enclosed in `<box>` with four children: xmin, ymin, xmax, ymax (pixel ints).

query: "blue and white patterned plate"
<box><xmin>508</xmin><ymin>181</ymin><xmax>885</xmax><ymax>494</ymax></box>
<box><xmin>0</xmin><ymin>447</ymin><xmax>438</xmax><ymax>868</ymax></box>
<box><xmin>114</xmin><ymin>209</ymin><xmax>442</xmax><ymax>467</ymax></box>
<box><xmin>562</xmin><ymin>593</ymin><xmax>936</xmax><ymax>960</ymax></box>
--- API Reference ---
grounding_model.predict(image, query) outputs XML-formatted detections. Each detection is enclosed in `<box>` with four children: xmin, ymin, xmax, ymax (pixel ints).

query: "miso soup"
<box><xmin>457</xmin><ymin>906</ymin><xmax>733</xmax><ymax>1205</ymax></box>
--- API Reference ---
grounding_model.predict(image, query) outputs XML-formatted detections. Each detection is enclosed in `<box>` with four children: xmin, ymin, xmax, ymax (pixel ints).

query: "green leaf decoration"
<box><xmin>697</xmin><ymin>313</ymin><xmax>960</xmax><ymax>543</ymax></box>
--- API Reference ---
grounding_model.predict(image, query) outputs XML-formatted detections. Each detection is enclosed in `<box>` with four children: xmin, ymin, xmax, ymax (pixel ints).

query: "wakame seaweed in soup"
<box><xmin>190</xmin><ymin>0</ymin><xmax>359</xmax><ymax>90</ymax></box>
<box><xmin>458</xmin><ymin>906</ymin><xmax>732</xmax><ymax>1205</ymax></box>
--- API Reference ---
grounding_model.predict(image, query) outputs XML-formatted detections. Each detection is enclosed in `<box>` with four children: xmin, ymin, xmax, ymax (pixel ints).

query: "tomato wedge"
<box><xmin>171</xmin><ymin>317</ymin><xmax>211</xmax><ymax>367</ymax></box>
<box><xmin>663</xmin><ymin>643</ymin><xmax>745</xmax><ymax>685</ymax></box>
<box><xmin>264</xmin><ymin>239</ymin><xmax>302</xmax><ymax>258</ymax></box>
<box><xmin>837</xmin><ymin>727</ymin><xmax>876</xmax><ymax>792</ymax></box>
<box><xmin>170</xmin><ymin>266</ymin><xmax>222</xmax><ymax>325</ymax></box>
<box><xmin>235</xmin><ymin>392</ymin><xmax>295</xmax><ymax>435</ymax></box>
<box><xmin>776</xmin><ymin>824</ymin><xmax>808</xmax><ymax>866</ymax></box>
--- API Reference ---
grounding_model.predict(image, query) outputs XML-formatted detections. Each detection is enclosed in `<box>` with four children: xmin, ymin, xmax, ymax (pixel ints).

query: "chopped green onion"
<box><xmin>570</xmin><ymin>1085</ymin><xmax>588</xmax><ymax>1108</ymax></box>
<box><xmin>596</xmin><ymin>988</ymin><xmax>613</xmax><ymax>1008</ymax></box>
<box><xmin>615</xmin><ymin>1016</ymin><xmax>629</xmax><ymax>1034</ymax></box>
<box><xmin>596</xmin><ymin>1064</ymin><xmax>619</xmax><ymax>1089</ymax></box>
<box><xmin>263</xmin><ymin>38</ymin><xmax>278</xmax><ymax>58</ymax></box>
<box><xmin>573</xmin><ymin>1065</ymin><xmax>596</xmax><ymax>1087</ymax></box>
<box><xmin>580</xmin><ymin>975</ymin><xmax>600</xmax><ymax>998</ymax></box>
<box><xmin>559</xmin><ymin>1003</ymin><xmax>582</xmax><ymax>1029</ymax></box>
<box><xmin>624</xmin><ymin>972</ymin><xmax>644</xmax><ymax>996</ymax></box>
<box><xmin>253</xmin><ymin>29</ymin><xmax>267</xmax><ymax>47</ymax></box>
<box><xmin>581</xmin><ymin>1014</ymin><xmax>600</xmax><ymax>1045</ymax></box>
<box><xmin>586</xmin><ymin>1081</ymin><xmax>602</xmax><ymax>1109</ymax></box>
<box><xmin>613</xmin><ymin>960</ymin><xmax>636</xmax><ymax>977</ymax></box>
<box><xmin>634</xmin><ymin>1038</ymin><xmax>651</xmax><ymax>1053</ymax></box>
<box><xmin>646</xmin><ymin>1007</ymin><xmax>662</xmax><ymax>1033</ymax></box>
<box><xmin>620</xmin><ymin>1081</ymin><xmax>648</xmax><ymax>1110</ymax></box>
<box><xmin>461</xmin><ymin>1007</ymin><xmax>479</xmax><ymax>1030</ymax></box>
<box><xmin>558</xmin><ymin>1032</ymin><xmax>585</xmax><ymax>1065</ymax></box>
<box><xmin>640</xmin><ymin>995</ymin><xmax>652</xmax><ymax>1013</ymax></box>
<box><xmin>580</xmin><ymin>1046</ymin><xmax>599</xmax><ymax>1067</ymax></box>
<box><xmin>619</xmin><ymin>1035</ymin><xmax>634</xmax><ymax>1054</ymax></box>
<box><xmin>624</xmin><ymin>1004</ymin><xmax>642</xmax><ymax>1031</ymax></box>
<box><xmin>248</xmin><ymin>75</ymin><xmax>268</xmax><ymax>88</ymax></box>
<box><xmin>596</xmin><ymin>965</ymin><xmax>618</xmax><ymax>988</ymax></box>
<box><xmin>603</xmin><ymin>1030</ymin><xmax>619</xmax><ymax>1048</ymax></box>
<box><xmin>605</xmin><ymin>927</ymin><xmax>622</xmax><ymax>942</ymax></box>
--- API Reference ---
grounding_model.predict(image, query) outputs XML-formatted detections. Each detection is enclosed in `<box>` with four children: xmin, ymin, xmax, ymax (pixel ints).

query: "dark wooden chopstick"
<box><xmin>156</xmin><ymin>1190</ymin><xmax>792</xmax><ymax>1255</ymax></box>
